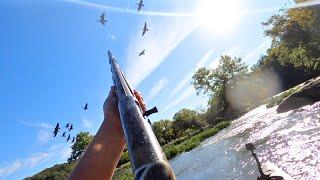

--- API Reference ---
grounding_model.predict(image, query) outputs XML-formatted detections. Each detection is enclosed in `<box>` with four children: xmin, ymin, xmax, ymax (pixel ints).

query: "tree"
<box><xmin>67</xmin><ymin>132</ymin><xmax>94</xmax><ymax>163</ymax></box>
<box><xmin>192</xmin><ymin>55</ymin><xmax>248</xmax><ymax>121</ymax></box>
<box><xmin>152</xmin><ymin>119</ymin><xmax>175</xmax><ymax>145</ymax></box>
<box><xmin>172</xmin><ymin>108</ymin><xmax>204</xmax><ymax>136</ymax></box>
<box><xmin>260</xmin><ymin>1</ymin><xmax>320</xmax><ymax>88</ymax></box>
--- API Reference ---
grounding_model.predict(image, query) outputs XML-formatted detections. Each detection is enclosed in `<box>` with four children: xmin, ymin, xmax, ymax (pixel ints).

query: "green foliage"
<box><xmin>24</xmin><ymin>163</ymin><xmax>76</xmax><ymax>180</ymax></box>
<box><xmin>259</xmin><ymin>3</ymin><xmax>320</xmax><ymax>88</ymax></box>
<box><xmin>164</xmin><ymin>121</ymin><xmax>230</xmax><ymax>159</ymax></box>
<box><xmin>113</xmin><ymin>168</ymin><xmax>133</xmax><ymax>180</ymax></box>
<box><xmin>67</xmin><ymin>132</ymin><xmax>94</xmax><ymax>163</ymax></box>
<box><xmin>266</xmin><ymin>86</ymin><xmax>300</xmax><ymax>108</ymax></box>
<box><xmin>172</xmin><ymin>108</ymin><xmax>206</xmax><ymax>136</ymax></box>
<box><xmin>152</xmin><ymin>119</ymin><xmax>175</xmax><ymax>145</ymax></box>
<box><xmin>113</xmin><ymin>171</ymin><xmax>133</xmax><ymax>180</ymax></box>
<box><xmin>192</xmin><ymin>56</ymin><xmax>248</xmax><ymax>121</ymax></box>
<box><xmin>117</xmin><ymin>151</ymin><xmax>130</xmax><ymax>167</ymax></box>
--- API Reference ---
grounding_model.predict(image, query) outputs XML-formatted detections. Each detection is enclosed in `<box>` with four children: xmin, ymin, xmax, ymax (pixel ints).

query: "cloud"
<box><xmin>61</xmin><ymin>146</ymin><xmax>72</xmax><ymax>160</ymax></box>
<box><xmin>162</xmin><ymin>86</ymin><xmax>195</xmax><ymax>113</ymax></box>
<box><xmin>82</xmin><ymin>118</ymin><xmax>93</xmax><ymax>129</ymax></box>
<box><xmin>125</xmin><ymin>17</ymin><xmax>198</xmax><ymax>88</ymax></box>
<box><xmin>242</xmin><ymin>39</ymin><xmax>271</xmax><ymax>65</ymax></box>
<box><xmin>27</xmin><ymin>153</ymin><xmax>50</xmax><ymax>168</ymax></box>
<box><xmin>19</xmin><ymin>120</ymin><xmax>52</xmax><ymax>129</ymax></box>
<box><xmin>63</xmin><ymin>0</ymin><xmax>194</xmax><ymax>17</ymax></box>
<box><xmin>64</xmin><ymin>0</ymin><xmax>281</xmax><ymax>17</ymax></box>
<box><xmin>147</xmin><ymin>78</ymin><xmax>168</xmax><ymax>102</ymax></box>
<box><xmin>19</xmin><ymin>120</ymin><xmax>53</xmax><ymax>144</ymax></box>
<box><xmin>169</xmin><ymin>48</ymin><xmax>215</xmax><ymax>99</ymax></box>
<box><xmin>64</xmin><ymin>0</ymin><xmax>199</xmax><ymax>88</ymax></box>
<box><xmin>0</xmin><ymin>153</ymin><xmax>51</xmax><ymax>178</ymax></box>
<box><xmin>0</xmin><ymin>162</ymin><xmax>22</xmax><ymax>177</ymax></box>
<box><xmin>37</xmin><ymin>130</ymin><xmax>52</xmax><ymax>144</ymax></box>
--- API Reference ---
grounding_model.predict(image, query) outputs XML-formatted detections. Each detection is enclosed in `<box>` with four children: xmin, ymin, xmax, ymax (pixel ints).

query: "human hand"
<box><xmin>103</xmin><ymin>87</ymin><xmax>147</xmax><ymax>135</ymax></box>
<box><xmin>103</xmin><ymin>86</ymin><xmax>122</xmax><ymax>134</ymax></box>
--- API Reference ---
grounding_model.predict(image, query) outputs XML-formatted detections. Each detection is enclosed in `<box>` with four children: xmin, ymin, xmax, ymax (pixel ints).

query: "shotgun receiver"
<box><xmin>108</xmin><ymin>50</ymin><xmax>176</xmax><ymax>180</ymax></box>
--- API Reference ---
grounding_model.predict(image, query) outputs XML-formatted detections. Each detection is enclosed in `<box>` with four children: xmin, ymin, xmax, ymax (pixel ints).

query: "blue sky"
<box><xmin>0</xmin><ymin>0</ymin><xmax>292</xmax><ymax>179</ymax></box>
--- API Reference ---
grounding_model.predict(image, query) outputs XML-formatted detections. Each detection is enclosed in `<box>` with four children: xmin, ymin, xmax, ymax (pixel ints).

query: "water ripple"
<box><xmin>170</xmin><ymin>102</ymin><xmax>320</xmax><ymax>180</ymax></box>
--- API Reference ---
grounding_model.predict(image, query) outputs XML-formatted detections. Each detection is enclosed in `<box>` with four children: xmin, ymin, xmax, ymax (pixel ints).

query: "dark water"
<box><xmin>170</xmin><ymin>102</ymin><xmax>320</xmax><ymax>180</ymax></box>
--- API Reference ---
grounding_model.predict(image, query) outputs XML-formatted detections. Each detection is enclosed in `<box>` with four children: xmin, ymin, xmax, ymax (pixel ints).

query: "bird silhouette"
<box><xmin>66</xmin><ymin>134</ymin><xmax>71</xmax><ymax>142</ymax></box>
<box><xmin>72</xmin><ymin>137</ymin><xmax>75</xmax><ymax>143</ymax></box>
<box><xmin>53</xmin><ymin>123</ymin><xmax>60</xmax><ymax>137</ymax></box>
<box><xmin>142</xmin><ymin>22</ymin><xmax>148</xmax><ymax>36</ymax></box>
<box><xmin>137</xmin><ymin>0</ymin><xmax>144</xmax><ymax>11</ymax></box>
<box><xmin>62</xmin><ymin>132</ymin><xmax>66</xmax><ymax>137</ymax></box>
<box><xmin>97</xmin><ymin>12</ymin><xmax>107</xmax><ymax>26</ymax></box>
<box><xmin>83</xmin><ymin>103</ymin><xmax>88</xmax><ymax>111</ymax></box>
<box><xmin>66</xmin><ymin>123</ymin><xmax>70</xmax><ymax>128</ymax></box>
<box><xmin>138</xmin><ymin>49</ymin><xmax>145</xmax><ymax>56</ymax></box>
<box><xmin>69</xmin><ymin>124</ymin><xmax>73</xmax><ymax>131</ymax></box>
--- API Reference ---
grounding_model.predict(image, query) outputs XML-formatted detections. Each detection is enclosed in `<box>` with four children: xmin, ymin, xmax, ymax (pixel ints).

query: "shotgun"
<box><xmin>108</xmin><ymin>50</ymin><xmax>176</xmax><ymax>180</ymax></box>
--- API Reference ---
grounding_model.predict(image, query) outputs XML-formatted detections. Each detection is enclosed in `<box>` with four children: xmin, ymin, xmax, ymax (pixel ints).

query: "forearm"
<box><xmin>69</xmin><ymin>117</ymin><xmax>125</xmax><ymax>180</ymax></box>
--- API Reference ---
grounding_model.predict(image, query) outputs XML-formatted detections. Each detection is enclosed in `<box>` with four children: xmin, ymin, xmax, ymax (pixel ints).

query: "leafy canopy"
<box><xmin>67</xmin><ymin>132</ymin><xmax>94</xmax><ymax>163</ymax></box>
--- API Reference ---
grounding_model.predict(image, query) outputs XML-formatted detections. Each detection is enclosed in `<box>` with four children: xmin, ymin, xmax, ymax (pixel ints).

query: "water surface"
<box><xmin>170</xmin><ymin>102</ymin><xmax>320</xmax><ymax>180</ymax></box>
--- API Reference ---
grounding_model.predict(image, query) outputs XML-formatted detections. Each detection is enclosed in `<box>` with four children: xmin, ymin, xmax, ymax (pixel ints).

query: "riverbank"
<box><xmin>113</xmin><ymin>121</ymin><xmax>230</xmax><ymax>180</ymax></box>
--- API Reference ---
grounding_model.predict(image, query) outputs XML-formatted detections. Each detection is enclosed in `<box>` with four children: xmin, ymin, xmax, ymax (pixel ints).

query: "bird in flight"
<box><xmin>97</xmin><ymin>12</ymin><xmax>107</xmax><ymax>26</ymax></box>
<box><xmin>138</xmin><ymin>49</ymin><xmax>145</xmax><ymax>56</ymax></box>
<box><xmin>137</xmin><ymin>0</ymin><xmax>144</xmax><ymax>11</ymax></box>
<box><xmin>72</xmin><ymin>137</ymin><xmax>75</xmax><ymax>143</ymax></box>
<box><xmin>142</xmin><ymin>22</ymin><xmax>148</xmax><ymax>36</ymax></box>
<box><xmin>66</xmin><ymin>134</ymin><xmax>71</xmax><ymax>142</ymax></box>
<box><xmin>69</xmin><ymin>124</ymin><xmax>74</xmax><ymax>131</ymax></box>
<box><xmin>53</xmin><ymin>123</ymin><xmax>60</xmax><ymax>137</ymax></box>
<box><xmin>62</xmin><ymin>132</ymin><xmax>66</xmax><ymax>137</ymax></box>
<box><xmin>66</xmin><ymin>123</ymin><xmax>70</xmax><ymax>128</ymax></box>
<box><xmin>83</xmin><ymin>103</ymin><xmax>88</xmax><ymax>111</ymax></box>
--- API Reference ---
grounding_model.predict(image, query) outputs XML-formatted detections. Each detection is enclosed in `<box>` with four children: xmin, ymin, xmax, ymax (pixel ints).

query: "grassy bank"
<box><xmin>266</xmin><ymin>86</ymin><xmax>300</xmax><ymax>108</ymax></box>
<box><xmin>113</xmin><ymin>121</ymin><xmax>230</xmax><ymax>180</ymax></box>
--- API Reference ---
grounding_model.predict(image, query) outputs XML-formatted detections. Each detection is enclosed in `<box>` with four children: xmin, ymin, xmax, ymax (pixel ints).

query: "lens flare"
<box><xmin>194</xmin><ymin>0</ymin><xmax>243</xmax><ymax>34</ymax></box>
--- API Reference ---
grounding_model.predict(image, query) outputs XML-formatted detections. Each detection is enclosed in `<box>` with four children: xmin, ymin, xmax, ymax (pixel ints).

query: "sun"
<box><xmin>194</xmin><ymin>0</ymin><xmax>243</xmax><ymax>34</ymax></box>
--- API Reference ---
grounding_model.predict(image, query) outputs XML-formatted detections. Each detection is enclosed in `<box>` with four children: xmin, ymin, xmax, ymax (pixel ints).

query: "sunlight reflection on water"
<box><xmin>170</xmin><ymin>102</ymin><xmax>320</xmax><ymax>180</ymax></box>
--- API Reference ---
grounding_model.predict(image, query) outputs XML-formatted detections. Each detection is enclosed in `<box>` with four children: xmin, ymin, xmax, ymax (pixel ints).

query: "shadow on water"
<box><xmin>170</xmin><ymin>102</ymin><xmax>320</xmax><ymax>179</ymax></box>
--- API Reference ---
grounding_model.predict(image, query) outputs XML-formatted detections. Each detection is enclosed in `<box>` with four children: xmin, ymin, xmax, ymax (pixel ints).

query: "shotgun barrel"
<box><xmin>108</xmin><ymin>50</ymin><xmax>176</xmax><ymax>180</ymax></box>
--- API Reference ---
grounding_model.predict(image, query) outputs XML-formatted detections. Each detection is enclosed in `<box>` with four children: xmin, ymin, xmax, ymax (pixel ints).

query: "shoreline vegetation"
<box><xmin>25</xmin><ymin>1</ymin><xmax>320</xmax><ymax>179</ymax></box>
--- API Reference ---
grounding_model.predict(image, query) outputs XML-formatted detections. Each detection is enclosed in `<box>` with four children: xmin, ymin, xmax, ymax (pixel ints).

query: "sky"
<box><xmin>0</xmin><ymin>0</ymin><xmax>294</xmax><ymax>179</ymax></box>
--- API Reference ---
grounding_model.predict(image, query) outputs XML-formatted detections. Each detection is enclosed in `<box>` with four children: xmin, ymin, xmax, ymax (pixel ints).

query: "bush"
<box><xmin>117</xmin><ymin>151</ymin><xmax>130</xmax><ymax>167</ymax></box>
<box><xmin>163</xmin><ymin>121</ymin><xmax>230</xmax><ymax>159</ymax></box>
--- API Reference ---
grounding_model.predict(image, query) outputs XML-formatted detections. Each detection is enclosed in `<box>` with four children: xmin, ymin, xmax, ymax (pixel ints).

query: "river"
<box><xmin>169</xmin><ymin>102</ymin><xmax>320</xmax><ymax>180</ymax></box>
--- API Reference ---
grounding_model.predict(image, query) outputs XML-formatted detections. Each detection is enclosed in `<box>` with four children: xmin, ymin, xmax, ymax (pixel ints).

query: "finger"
<box><xmin>134</xmin><ymin>90</ymin><xmax>147</xmax><ymax>112</ymax></box>
<box><xmin>108</xmin><ymin>86</ymin><xmax>118</xmax><ymax>101</ymax></box>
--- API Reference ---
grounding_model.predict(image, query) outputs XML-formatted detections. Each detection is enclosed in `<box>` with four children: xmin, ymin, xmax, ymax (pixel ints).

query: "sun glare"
<box><xmin>195</xmin><ymin>0</ymin><xmax>243</xmax><ymax>34</ymax></box>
